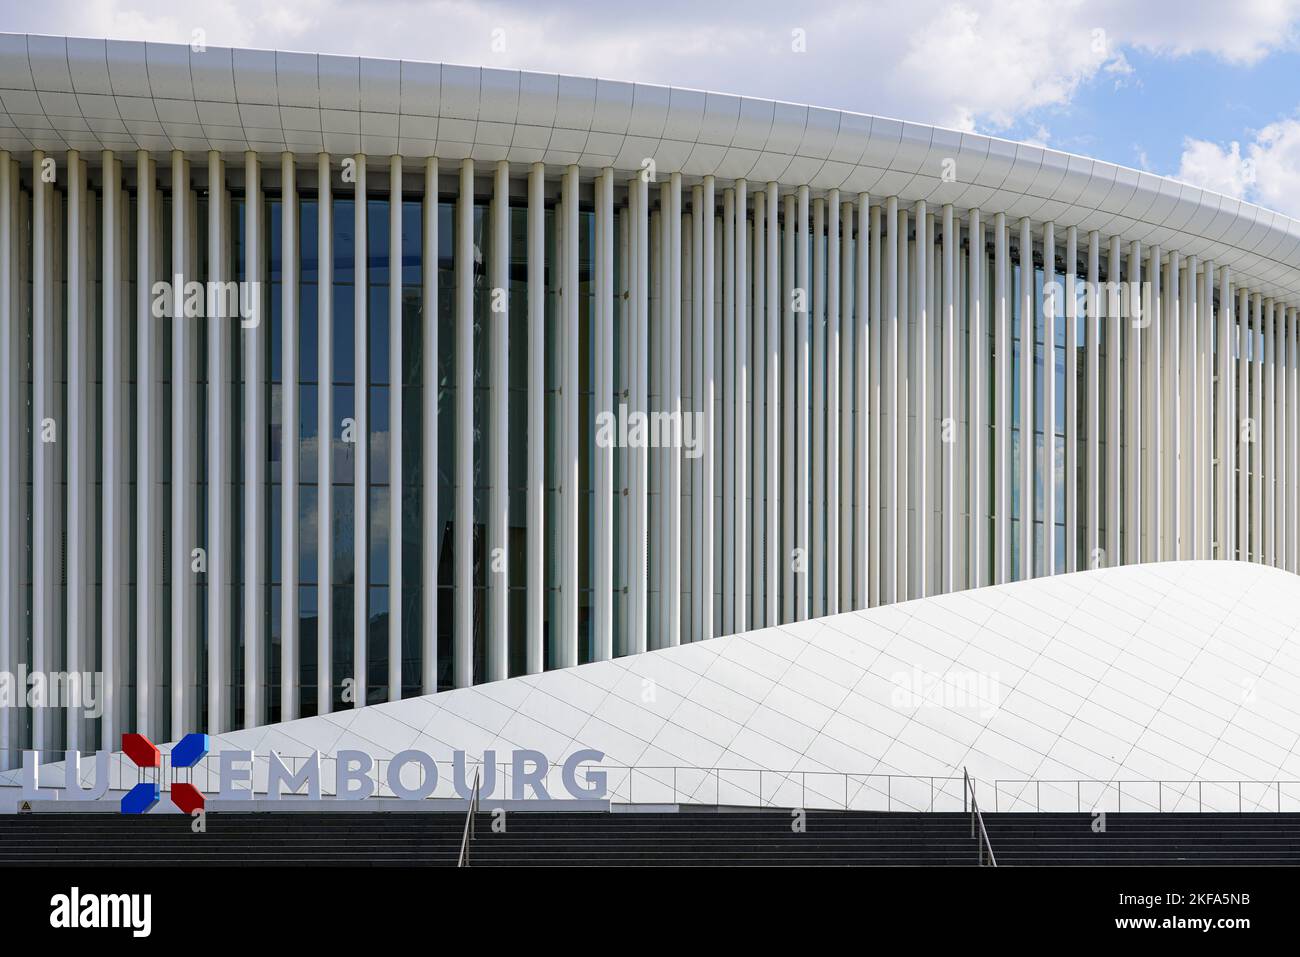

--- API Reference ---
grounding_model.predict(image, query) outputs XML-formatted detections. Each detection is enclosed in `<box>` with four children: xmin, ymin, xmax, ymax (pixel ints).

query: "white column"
<box><xmin>0</xmin><ymin>152</ymin><xmax>15</xmax><ymax>763</ymax></box>
<box><xmin>1145</xmin><ymin>244</ymin><xmax>1162</xmax><ymax>563</ymax></box>
<box><xmin>629</xmin><ymin>173</ymin><xmax>649</xmax><ymax>652</ymax></box>
<box><xmin>1125</xmin><ymin>239</ymin><xmax>1141</xmax><ymax>565</ymax></box>
<box><xmin>914</xmin><ymin>202</ymin><xmax>930</xmax><ymax>594</ymax></box>
<box><xmin>839</xmin><ymin>197</ymin><xmax>855</xmax><ymax>606</ymax></box>
<box><xmin>1288</xmin><ymin>304</ymin><xmax>1298</xmax><ymax>571</ymax></box>
<box><xmin>243</xmin><ymin>151</ymin><xmax>266</xmax><ymax>726</ymax></box>
<box><xmin>796</xmin><ymin>185</ymin><xmax>810</xmax><ymax>619</ymax></box>
<box><xmin>594</xmin><ymin>168</ymin><xmax>614</xmax><ymax>660</ymax></box>
<box><xmin>168</xmin><ymin>152</ymin><xmax>195</xmax><ymax>736</ymax></box>
<box><xmin>99</xmin><ymin>153</ymin><xmax>123</xmax><ymax>750</ymax></box>
<box><xmin>487</xmin><ymin>160</ymin><xmax>509</xmax><ymax>681</ymax></box>
<box><xmin>667</xmin><ymin>171</ymin><xmax>683</xmax><ymax>646</ymax></box>
<box><xmin>1191</xmin><ymin>264</ymin><xmax>1202</xmax><ymax>559</ymax></box>
<box><xmin>1273</xmin><ymin>299</ymin><xmax>1284</xmax><ymax>567</ymax></box>
<box><xmin>422</xmin><ymin>158</ymin><xmax>440</xmax><ymax>689</ymax></box>
<box><xmin>648</xmin><ymin>202</ymin><xmax>661</xmax><ymax>644</ymax></box>
<box><xmin>316</xmin><ymin>155</ymin><xmax>334</xmax><ymax>712</ymax></box>
<box><xmin>0</xmin><ymin>154</ymin><xmax>9</xmax><ymax>761</ymax></box>
<box><xmin>722</xmin><ymin>187</ymin><xmax>735</xmax><ymax>634</ymax></box>
<box><xmin>592</xmin><ymin>171</ymin><xmax>611</xmax><ymax>658</ymax></box>
<box><xmin>1201</xmin><ymin>263</ymin><xmax>1215</xmax><ymax>559</ymax></box>
<box><xmin>968</xmin><ymin>210</ymin><xmax>985</xmax><ymax>587</ymax></box>
<box><xmin>752</xmin><ymin>187</ymin><xmax>767</xmax><ymax>627</ymax></box>
<box><xmin>700</xmin><ymin>176</ymin><xmax>716</xmax><ymax>639</ymax></box>
<box><xmin>1086</xmin><ymin>230</ymin><xmax>1101</xmax><ymax>568</ymax></box>
<box><xmin>1272</xmin><ymin>299</ymin><xmax>1280</xmax><ymax>566</ymax></box>
<box><xmin>899</xmin><ymin>210</ymin><xmax>909</xmax><ymax>598</ymax></box>
<box><xmin>766</xmin><ymin>182</ymin><xmax>781</xmax><ymax>623</ymax></box>
<box><xmin>1017</xmin><ymin>218</ymin><xmax>1033</xmax><ymax>579</ymax></box>
<box><xmin>524</xmin><ymin>162</ymin><xmax>543</xmax><ymax>672</ymax></box>
<box><xmin>80</xmin><ymin>160</ymin><xmax>97</xmax><ymax>748</ymax></box>
<box><xmin>1278</xmin><ymin>302</ymin><xmax>1286</xmax><ymax>566</ymax></box>
<box><xmin>280</xmin><ymin>154</ymin><xmax>300</xmax><ymax>718</ymax></box>
<box><xmin>1287</xmin><ymin>304</ymin><xmax>1298</xmax><ymax>572</ymax></box>
<box><xmin>994</xmin><ymin>212</ymin><xmax>1010</xmax><ymax>583</ymax></box>
<box><xmin>1041</xmin><ymin>222</ymin><xmax>1056</xmax><ymax>575</ymax></box>
<box><xmin>897</xmin><ymin>207</ymin><xmax>909</xmax><ymax>598</ymax></box>
<box><xmin>925</xmin><ymin>213</ymin><xmax>935</xmax><ymax>587</ymax></box>
<box><xmin>1217</xmin><ymin>269</ymin><xmax>1234</xmax><ymax>561</ymax></box>
<box><xmin>209</xmin><ymin>153</ymin><xmax>232</xmax><ymax>727</ymax></box>
<box><xmin>385</xmin><ymin>156</ymin><xmax>402</xmax><ymax>698</ymax></box>
<box><xmin>811</xmin><ymin>195</ymin><xmax>824</xmax><ymax>617</ymax></box>
<box><xmin>1248</xmin><ymin>291</ymin><xmax>1258</xmax><ymax>561</ymax></box>
<box><xmin>66</xmin><ymin>153</ymin><xmax>88</xmax><ymax>751</ymax></box>
<box><xmin>1064</xmin><ymin>225</ymin><xmax>1078</xmax><ymax>571</ymax></box>
<box><xmin>620</xmin><ymin>204</ymin><xmax>632</xmax><ymax>648</ymax></box>
<box><xmin>1106</xmin><ymin>236</ymin><xmax>1121</xmax><ymax>567</ymax></box>
<box><xmin>454</xmin><ymin>158</ymin><xmax>474</xmax><ymax>686</ymax></box>
<box><xmin>691</xmin><ymin>185</ymin><xmax>704</xmax><ymax>639</ymax></box>
<box><xmin>1265</xmin><ymin>299</ymin><xmax>1276</xmax><ymax>566</ymax></box>
<box><xmin>855</xmin><ymin>194</ymin><xmax>871</xmax><ymax>608</ymax></box>
<box><xmin>824</xmin><ymin>192</ymin><xmax>840</xmax><ymax>614</ymax></box>
<box><xmin>869</xmin><ymin>203</ymin><xmax>882</xmax><ymax>603</ymax></box>
<box><xmin>624</xmin><ymin>180</ymin><xmax>634</xmax><ymax>647</ymax></box>
<box><xmin>823</xmin><ymin>192</ymin><xmax>839</xmax><ymax>613</ymax></box>
<box><xmin>32</xmin><ymin>148</ymin><xmax>53</xmax><ymax>752</ymax></box>
<box><xmin>1165</xmin><ymin>252</ymin><xmax>1182</xmax><ymax>560</ymax></box>
<box><xmin>940</xmin><ymin>205</ymin><xmax>955</xmax><ymax>591</ymax></box>
<box><xmin>1238</xmin><ymin>290</ymin><xmax>1251</xmax><ymax>561</ymax></box>
<box><xmin>883</xmin><ymin>197</ymin><xmax>899</xmax><ymax>602</ymax></box>
<box><xmin>734</xmin><ymin>178</ymin><xmax>748</xmax><ymax>631</ymax></box>
<box><xmin>1182</xmin><ymin>259</ymin><xmax>1200</xmax><ymax>561</ymax></box>
<box><xmin>351</xmin><ymin>155</ymin><xmax>368</xmax><ymax>706</ymax></box>
<box><xmin>133</xmin><ymin>152</ymin><xmax>163</xmax><ymax>740</ymax></box>
<box><xmin>599</xmin><ymin>179</ymin><xmax>612</xmax><ymax>651</ymax></box>
<box><xmin>782</xmin><ymin>191</ymin><xmax>795</xmax><ymax>620</ymax></box>
<box><xmin>562</xmin><ymin>165</ymin><xmax>581</xmax><ymax>663</ymax></box>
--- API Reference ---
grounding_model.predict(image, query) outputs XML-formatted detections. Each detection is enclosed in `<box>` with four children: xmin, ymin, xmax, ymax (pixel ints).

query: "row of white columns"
<box><xmin>3</xmin><ymin>154</ymin><xmax>1300</xmax><ymax>762</ymax></box>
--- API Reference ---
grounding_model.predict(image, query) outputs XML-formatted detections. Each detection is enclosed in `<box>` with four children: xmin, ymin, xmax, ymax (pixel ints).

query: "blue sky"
<box><xmin>1001</xmin><ymin>46</ymin><xmax>1300</xmax><ymax>173</ymax></box>
<box><xmin>6</xmin><ymin>0</ymin><xmax>1300</xmax><ymax>213</ymax></box>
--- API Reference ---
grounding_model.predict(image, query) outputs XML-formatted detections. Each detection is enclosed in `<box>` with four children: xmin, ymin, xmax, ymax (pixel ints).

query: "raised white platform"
<box><xmin>6</xmin><ymin>561</ymin><xmax>1299</xmax><ymax>813</ymax></box>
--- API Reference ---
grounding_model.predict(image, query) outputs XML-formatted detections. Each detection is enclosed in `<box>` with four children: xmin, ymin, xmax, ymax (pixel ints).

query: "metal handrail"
<box><xmin>991</xmin><ymin>778</ymin><xmax>1294</xmax><ymax>814</ymax></box>
<box><xmin>456</xmin><ymin>769</ymin><xmax>481</xmax><ymax>868</ymax></box>
<box><xmin>964</xmin><ymin>767</ymin><xmax>997</xmax><ymax>867</ymax></box>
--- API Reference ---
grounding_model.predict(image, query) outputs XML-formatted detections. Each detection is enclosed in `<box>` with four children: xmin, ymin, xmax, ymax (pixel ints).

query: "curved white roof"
<box><xmin>12</xmin><ymin>560</ymin><xmax>1288</xmax><ymax>812</ymax></box>
<box><xmin>2</xmin><ymin>32</ymin><xmax>1300</xmax><ymax>301</ymax></box>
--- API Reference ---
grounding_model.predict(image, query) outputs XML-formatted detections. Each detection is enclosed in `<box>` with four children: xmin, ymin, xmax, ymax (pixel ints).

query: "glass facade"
<box><xmin>0</xmin><ymin>158</ymin><xmax>1288</xmax><ymax>763</ymax></box>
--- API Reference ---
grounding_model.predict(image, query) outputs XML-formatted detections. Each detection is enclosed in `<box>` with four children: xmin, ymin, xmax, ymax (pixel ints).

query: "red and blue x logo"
<box><xmin>120</xmin><ymin>733</ymin><xmax>210</xmax><ymax>815</ymax></box>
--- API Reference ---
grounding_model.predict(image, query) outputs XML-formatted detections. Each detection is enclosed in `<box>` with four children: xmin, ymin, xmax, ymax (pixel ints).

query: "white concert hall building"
<box><xmin>0</xmin><ymin>33</ymin><xmax>1298</xmax><ymax>782</ymax></box>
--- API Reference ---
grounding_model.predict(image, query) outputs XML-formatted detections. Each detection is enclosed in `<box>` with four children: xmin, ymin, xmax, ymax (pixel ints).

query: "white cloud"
<box><xmin>1097</xmin><ymin>0</ymin><xmax>1300</xmax><ymax>64</ymax></box>
<box><xmin>1177</xmin><ymin>138</ymin><xmax>1257</xmax><ymax>199</ymax></box>
<box><xmin>1246</xmin><ymin>117</ymin><xmax>1300</xmax><ymax>214</ymax></box>
<box><xmin>1178</xmin><ymin>117</ymin><xmax>1300</xmax><ymax>217</ymax></box>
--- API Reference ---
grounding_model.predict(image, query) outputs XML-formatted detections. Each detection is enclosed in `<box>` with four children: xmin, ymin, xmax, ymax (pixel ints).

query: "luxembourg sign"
<box><xmin>16</xmin><ymin>736</ymin><xmax>609</xmax><ymax>812</ymax></box>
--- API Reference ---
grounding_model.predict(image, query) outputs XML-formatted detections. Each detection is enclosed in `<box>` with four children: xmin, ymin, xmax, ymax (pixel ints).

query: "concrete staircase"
<box><xmin>5</xmin><ymin>810</ymin><xmax>1300</xmax><ymax>865</ymax></box>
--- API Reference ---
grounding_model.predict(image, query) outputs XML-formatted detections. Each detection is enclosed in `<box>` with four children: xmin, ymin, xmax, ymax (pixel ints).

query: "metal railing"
<box><xmin>992</xmin><ymin>779</ymin><xmax>1300</xmax><ymax>814</ymax></box>
<box><xmin>457</xmin><ymin>769</ymin><xmax>481</xmax><ymax>868</ymax></box>
<box><xmin>964</xmin><ymin>767</ymin><xmax>997</xmax><ymax>867</ymax></box>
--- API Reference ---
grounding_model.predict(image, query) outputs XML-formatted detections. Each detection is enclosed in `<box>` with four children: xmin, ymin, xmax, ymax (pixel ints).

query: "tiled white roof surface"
<box><xmin>13</xmin><ymin>560</ymin><xmax>1289</xmax><ymax>811</ymax></box>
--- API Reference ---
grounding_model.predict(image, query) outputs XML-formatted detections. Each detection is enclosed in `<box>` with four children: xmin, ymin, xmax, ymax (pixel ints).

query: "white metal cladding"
<box><xmin>1</xmin><ymin>34</ymin><xmax>1299</xmax><ymax>769</ymax></box>
<box><xmin>2</xmin><ymin>33</ymin><xmax>1300</xmax><ymax>300</ymax></box>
